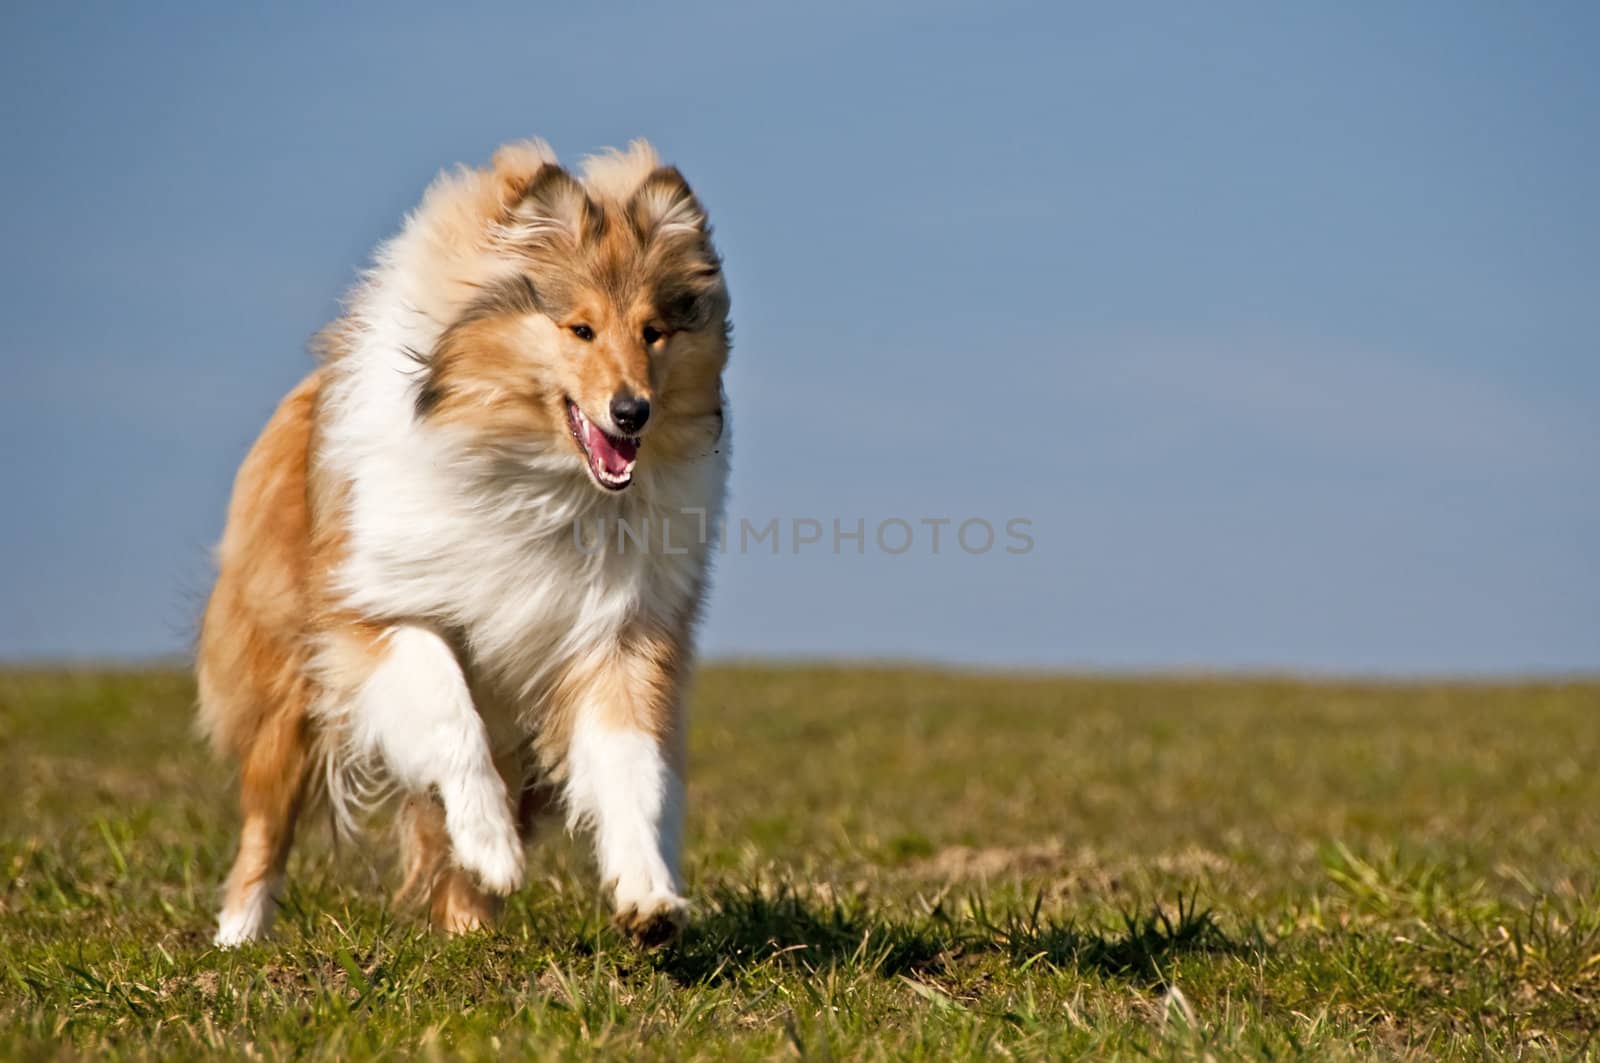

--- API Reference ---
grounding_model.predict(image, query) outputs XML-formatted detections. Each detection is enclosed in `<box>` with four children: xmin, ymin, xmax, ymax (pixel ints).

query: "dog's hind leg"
<box><xmin>198</xmin><ymin>370</ymin><xmax>324</xmax><ymax>946</ymax></box>
<box><xmin>396</xmin><ymin>795</ymin><xmax>501</xmax><ymax>934</ymax></box>
<box><xmin>215</xmin><ymin>679</ymin><xmax>313</xmax><ymax>946</ymax></box>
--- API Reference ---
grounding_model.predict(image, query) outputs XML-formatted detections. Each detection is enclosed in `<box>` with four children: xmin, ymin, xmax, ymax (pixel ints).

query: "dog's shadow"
<box><xmin>653</xmin><ymin>885</ymin><xmax>1244</xmax><ymax>987</ymax></box>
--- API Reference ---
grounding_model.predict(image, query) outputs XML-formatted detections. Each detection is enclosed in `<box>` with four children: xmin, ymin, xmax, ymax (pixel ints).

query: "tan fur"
<box><xmin>197</xmin><ymin>374</ymin><xmax>323</xmax><ymax>925</ymax></box>
<box><xmin>396</xmin><ymin>797</ymin><xmax>500</xmax><ymax>933</ymax></box>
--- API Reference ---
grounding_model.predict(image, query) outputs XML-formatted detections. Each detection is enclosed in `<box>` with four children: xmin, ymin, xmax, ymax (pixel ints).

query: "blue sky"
<box><xmin>1</xmin><ymin>2</ymin><xmax>1595</xmax><ymax>672</ymax></box>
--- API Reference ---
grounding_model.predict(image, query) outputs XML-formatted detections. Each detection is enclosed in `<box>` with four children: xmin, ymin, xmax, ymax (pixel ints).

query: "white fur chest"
<box><xmin>342</xmin><ymin>438</ymin><xmax>723</xmax><ymax>689</ymax></box>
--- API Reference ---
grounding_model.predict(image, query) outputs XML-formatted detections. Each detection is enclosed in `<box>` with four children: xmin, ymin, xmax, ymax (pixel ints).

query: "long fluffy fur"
<box><xmin>197</xmin><ymin>138</ymin><xmax>731</xmax><ymax>944</ymax></box>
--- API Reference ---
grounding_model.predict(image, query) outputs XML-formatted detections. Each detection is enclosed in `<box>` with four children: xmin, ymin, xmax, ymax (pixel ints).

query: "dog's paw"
<box><xmin>213</xmin><ymin>918</ymin><xmax>265</xmax><ymax>949</ymax></box>
<box><xmin>613</xmin><ymin>890</ymin><xmax>690</xmax><ymax>947</ymax></box>
<box><xmin>214</xmin><ymin>906</ymin><xmax>271</xmax><ymax>947</ymax></box>
<box><xmin>428</xmin><ymin>868</ymin><xmax>503</xmax><ymax>936</ymax></box>
<box><xmin>447</xmin><ymin>807</ymin><xmax>525</xmax><ymax>896</ymax></box>
<box><xmin>213</xmin><ymin>878</ymin><xmax>278</xmax><ymax>947</ymax></box>
<box><xmin>434</xmin><ymin>898</ymin><xmax>494</xmax><ymax>936</ymax></box>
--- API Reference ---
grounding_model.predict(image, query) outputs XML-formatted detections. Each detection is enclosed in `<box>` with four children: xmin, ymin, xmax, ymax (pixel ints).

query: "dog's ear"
<box><xmin>629</xmin><ymin>166</ymin><xmax>708</xmax><ymax>241</ymax></box>
<box><xmin>505</xmin><ymin>164</ymin><xmax>602</xmax><ymax>244</ymax></box>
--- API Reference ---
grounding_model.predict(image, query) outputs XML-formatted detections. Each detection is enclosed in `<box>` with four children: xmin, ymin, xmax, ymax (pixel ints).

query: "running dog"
<box><xmin>196</xmin><ymin>139</ymin><xmax>730</xmax><ymax>946</ymax></box>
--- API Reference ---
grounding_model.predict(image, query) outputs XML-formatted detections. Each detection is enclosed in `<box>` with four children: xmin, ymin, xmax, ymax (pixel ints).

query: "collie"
<box><xmin>196</xmin><ymin>139</ymin><xmax>730</xmax><ymax>946</ymax></box>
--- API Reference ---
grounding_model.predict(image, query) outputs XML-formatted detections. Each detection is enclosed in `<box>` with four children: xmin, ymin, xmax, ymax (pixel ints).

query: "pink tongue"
<box><xmin>583</xmin><ymin>420</ymin><xmax>637</xmax><ymax>476</ymax></box>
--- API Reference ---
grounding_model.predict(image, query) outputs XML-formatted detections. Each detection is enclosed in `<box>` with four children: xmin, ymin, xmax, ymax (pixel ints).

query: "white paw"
<box><xmin>613</xmin><ymin>888</ymin><xmax>690</xmax><ymax>946</ymax></box>
<box><xmin>214</xmin><ymin>886</ymin><xmax>275</xmax><ymax>947</ymax></box>
<box><xmin>214</xmin><ymin>919</ymin><xmax>263</xmax><ymax>948</ymax></box>
<box><xmin>446</xmin><ymin>802</ymin><xmax>525</xmax><ymax>896</ymax></box>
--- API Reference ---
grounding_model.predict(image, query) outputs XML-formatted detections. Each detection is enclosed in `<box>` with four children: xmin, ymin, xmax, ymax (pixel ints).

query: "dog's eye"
<box><xmin>569</xmin><ymin>324</ymin><xmax>595</xmax><ymax>342</ymax></box>
<box><xmin>642</xmin><ymin>325</ymin><xmax>663</xmax><ymax>345</ymax></box>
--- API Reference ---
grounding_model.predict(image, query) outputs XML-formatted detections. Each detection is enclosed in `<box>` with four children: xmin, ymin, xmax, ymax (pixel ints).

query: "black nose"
<box><xmin>610</xmin><ymin>394</ymin><xmax>651</xmax><ymax>435</ymax></box>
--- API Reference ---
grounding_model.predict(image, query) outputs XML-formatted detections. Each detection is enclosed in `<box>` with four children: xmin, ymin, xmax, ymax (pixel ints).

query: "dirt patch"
<box><xmin>913</xmin><ymin>841</ymin><xmax>1073</xmax><ymax>881</ymax></box>
<box><xmin>906</xmin><ymin>841</ymin><xmax>1232</xmax><ymax>893</ymax></box>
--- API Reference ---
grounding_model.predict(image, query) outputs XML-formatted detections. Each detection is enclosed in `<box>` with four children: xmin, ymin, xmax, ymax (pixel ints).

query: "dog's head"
<box><xmin>412</xmin><ymin>143</ymin><xmax>729</xmax><ymax>492</ymax></box>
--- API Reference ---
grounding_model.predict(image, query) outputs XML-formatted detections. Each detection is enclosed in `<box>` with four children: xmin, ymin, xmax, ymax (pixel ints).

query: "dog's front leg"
<box><xmin>353</xmin><ymin>625</ymin><xmax>524</xmax><ymax>896</ymax></box>
<box><xmin>561</xmin><ymin>646</ymin><xmax>688</xmax><ymax>945</ymax></box>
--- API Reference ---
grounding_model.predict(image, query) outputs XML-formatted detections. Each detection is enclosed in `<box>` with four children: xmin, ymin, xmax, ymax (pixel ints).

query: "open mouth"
<box><xmin>565</xmin><ymin>398</ymin><xmax>639</xmax><ymax>491</ymax></box>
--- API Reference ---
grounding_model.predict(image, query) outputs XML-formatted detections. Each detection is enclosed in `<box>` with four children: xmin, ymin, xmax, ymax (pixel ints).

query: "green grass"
<box><xmin>3</xmin><ymin>666</ymin><xmax>1599</xmax><ymax>1059</ymax></box>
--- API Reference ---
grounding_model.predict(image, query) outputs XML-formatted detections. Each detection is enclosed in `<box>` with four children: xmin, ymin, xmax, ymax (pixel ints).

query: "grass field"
<box><xmin>2</xmin><ymin>666</ymin><xmax>1599</xmax><ymax>1059</ymax></box>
